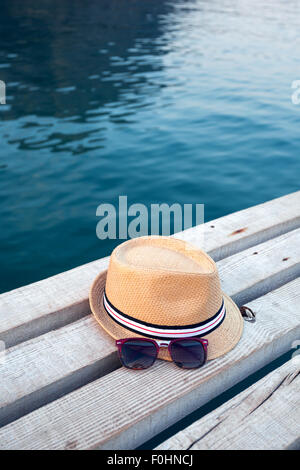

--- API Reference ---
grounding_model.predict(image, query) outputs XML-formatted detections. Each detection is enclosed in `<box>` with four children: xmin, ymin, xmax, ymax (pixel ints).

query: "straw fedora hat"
<box><xmin>89</xmin><ymin>236</ymin><xmax>243</xmax><ymax>361</ymax></box>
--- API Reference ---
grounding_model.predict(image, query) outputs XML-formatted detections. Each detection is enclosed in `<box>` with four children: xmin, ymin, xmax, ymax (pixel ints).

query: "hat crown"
<box><xmin>105</xmin><ymin>237</ymin><xmax>223</xmax><ymax>326</ymax></box>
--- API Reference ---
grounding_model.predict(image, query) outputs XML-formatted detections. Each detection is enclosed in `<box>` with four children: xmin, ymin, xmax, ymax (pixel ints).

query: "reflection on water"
<box><xmin>0</xmin><ymin>0</ymin><xmax>300</xmax><ymax>292</ymax></box>
<box><xmin>1</xmin><ymin>0</ymin><xmax>170</xmax><ymax>150</ymax></box>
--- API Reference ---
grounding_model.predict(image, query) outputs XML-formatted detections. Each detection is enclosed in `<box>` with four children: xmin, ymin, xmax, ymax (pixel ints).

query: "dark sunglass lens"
<box><xmin>170</xmin><ymin>339</ymin><xmax>206</xmax><ymax>369</ymax></box>
<box><xmin>120</xmin><ymin>340</ymin><xmax>157</xmax><ymax>369</ymax></box>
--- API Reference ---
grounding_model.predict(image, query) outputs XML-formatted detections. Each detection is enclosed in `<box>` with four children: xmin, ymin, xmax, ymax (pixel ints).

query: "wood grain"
<box><xmin>1</xmin><ymin>191</ymin><xmax>300</xmax><ymax>348</ymax></box>
<box><xmin>0</xmin><ymin>277</ymin><xmax>299</xmax><ymax>449</ymax></box>
<box><xmin>0</xmin><ymin>256</ymin><xmax>109</xmax><ymax>348</ymax></box>
<box><xmin>1</xmin><ymin>228</ymin><xmax>300</xmax><ymax>428</ymax></box>
<box><xmin>177</xmin><ymin>190</ymin><xmax>300</xmax><ymax>261</ymax></box>
<box><xmin>157</xmin><ymin>358</ymin><xmax>300</xmax><ymax>450</ymax></box>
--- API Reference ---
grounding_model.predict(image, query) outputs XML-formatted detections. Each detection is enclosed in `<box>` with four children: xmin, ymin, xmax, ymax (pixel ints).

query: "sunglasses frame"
<box><xmin>116</xmin><ymin>337</ymin><xmax>208</xmax><ymax>369</ymax></box>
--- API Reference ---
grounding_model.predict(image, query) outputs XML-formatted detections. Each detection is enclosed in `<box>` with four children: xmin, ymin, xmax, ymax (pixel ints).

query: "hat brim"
<box><xmin>89</xmin><ymin>270</ymin><xmax>243</xmax><ymax>362</ymax></box>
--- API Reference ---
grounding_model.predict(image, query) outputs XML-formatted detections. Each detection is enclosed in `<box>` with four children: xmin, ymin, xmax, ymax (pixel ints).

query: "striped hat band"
<box><xmin>103</xmin><ymin>291</ymin><xmax>226</xmax><ymax>340</ymax></box>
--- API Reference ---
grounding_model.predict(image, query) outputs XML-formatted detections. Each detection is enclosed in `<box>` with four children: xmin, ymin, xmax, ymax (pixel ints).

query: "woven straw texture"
<box><xmin>89</xmin><ymin>236</ymin><xmax>243</xmax><ymax>361</ymax></box>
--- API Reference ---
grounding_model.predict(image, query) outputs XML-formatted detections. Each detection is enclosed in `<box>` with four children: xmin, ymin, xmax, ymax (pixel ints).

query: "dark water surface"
<box><xmin>0</xmin><ymin>0</ymin><xmax>300</xmax><ymax>292</ymax></box>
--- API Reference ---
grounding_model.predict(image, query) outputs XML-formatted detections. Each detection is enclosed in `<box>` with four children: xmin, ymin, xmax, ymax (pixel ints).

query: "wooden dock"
<box><xmin>0</xmin><ymin>191</ymin><xmax>300</xmax><ymax>450</ymax></box>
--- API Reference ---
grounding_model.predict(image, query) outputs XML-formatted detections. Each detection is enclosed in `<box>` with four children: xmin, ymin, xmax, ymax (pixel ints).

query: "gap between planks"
<box><xmin>0</xmin><ymin>227</ymin><xmax>300</xmax><ymax>428</ymax></box>
<box><xmin>156</xmin><ymin>357</ymin><xmax>300</xmax><ymax>450</ymax></box>
<box><xmin>0</xmin><ymin>276</ymin><xmax>299</xmax><ymax>449</ymax></box>
<box><xmin>1</xmin><ymin>190</ymin><xmax>300</xmax><ymax>349</ymax></box>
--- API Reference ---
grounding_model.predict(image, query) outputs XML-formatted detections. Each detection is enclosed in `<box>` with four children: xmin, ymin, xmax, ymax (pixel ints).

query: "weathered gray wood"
<box><xmin>1</xmin><ymin>191</ymin><xmax>300</xmax><ymax>348</ymax></box>
<box><xmin>0</xmin><ymin>277</ymin><xmax>299</xmax><ymax>449</ymax></box>
<box><xmin>0</xmin><ymin>257</ymin><xmax>109</xmax><ymax>348</ymax></box>
<box><xmin>1</xmin><ymin>228</ymin><xmax>300</xmax><ymax>428</ymax></box>
<box><xmin>177</xmin><ymin>190</ymin><xmax>300</xmax><ymax>261</ymax></box>
<box><xmin>157</xmin><ymin>358</ymin><xmax>300</xmax><ymax>450</ymax></box>
<box><xmin>218</xmin><ymin>227</ymin><xmax>300</xmax><ymax>306</ymax></box>
<box><xmin>0</xmin><ymin>317</ymin><xmax>118</xmax><ymax>427</ymax></box>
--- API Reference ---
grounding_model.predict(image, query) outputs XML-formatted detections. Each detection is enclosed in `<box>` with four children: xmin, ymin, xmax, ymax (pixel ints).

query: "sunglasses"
<box><xmin>116</xmin><ymin>337</ymin><xmax>208</xmax><ymax>370</ymax></box>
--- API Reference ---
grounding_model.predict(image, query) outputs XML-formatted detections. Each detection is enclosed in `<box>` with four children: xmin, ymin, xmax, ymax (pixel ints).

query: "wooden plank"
<box><xmin>177</xmin><ymin>190</ymin><xmax>300</xmax><ymax>261</ymax></box>
<box><xmin>157</xmin><ymin>358</ymin><xmax>300</xmax><ymax>450</ymax></box>
<box><xmin>1</xmin><ymin>191</ymin><xmax>300</xmax><ymax>348</ymax></box>
<box><xmin>0</xmin><ymin>277</ymin><xmax>299</xmax><ymax>449</ymax></box>
<box><xmin>0</xmin><ymin>317</ymin><xmax>119</xmax><ymax>427</ymax></box>
<box><xmin>218</xmin><ymin>227</ymin><xmax>300</xmax><ymax>306</ymax></box>
<box><xmin>0</xmin><ymin>256</ymin><xmax>109</xmax><ymax>349</ymax></box>
<box><xmin>1</xmin><ymin>228</ymin><xmax>300</xmax><ymax>428</ymax></box>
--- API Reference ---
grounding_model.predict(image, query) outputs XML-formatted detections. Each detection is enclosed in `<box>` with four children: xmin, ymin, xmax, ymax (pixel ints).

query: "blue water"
<box><xmin>1</xmin><ymin>0</ymin><xmax>300</xmax><ymax>293</ymax></box>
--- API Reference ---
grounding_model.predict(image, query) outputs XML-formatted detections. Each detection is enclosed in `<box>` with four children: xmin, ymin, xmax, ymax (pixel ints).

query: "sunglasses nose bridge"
<box><xmin>156</xmin><ymin>340</ymin><xmax>170</xmax><ymax>348</ymax></box>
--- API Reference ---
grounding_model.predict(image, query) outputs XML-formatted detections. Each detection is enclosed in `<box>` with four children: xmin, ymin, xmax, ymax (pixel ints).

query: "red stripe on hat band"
<box><xmin>103</xmin><ymin>293</ymin><xmax>226</xmax><ymax>338</ymax></box>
